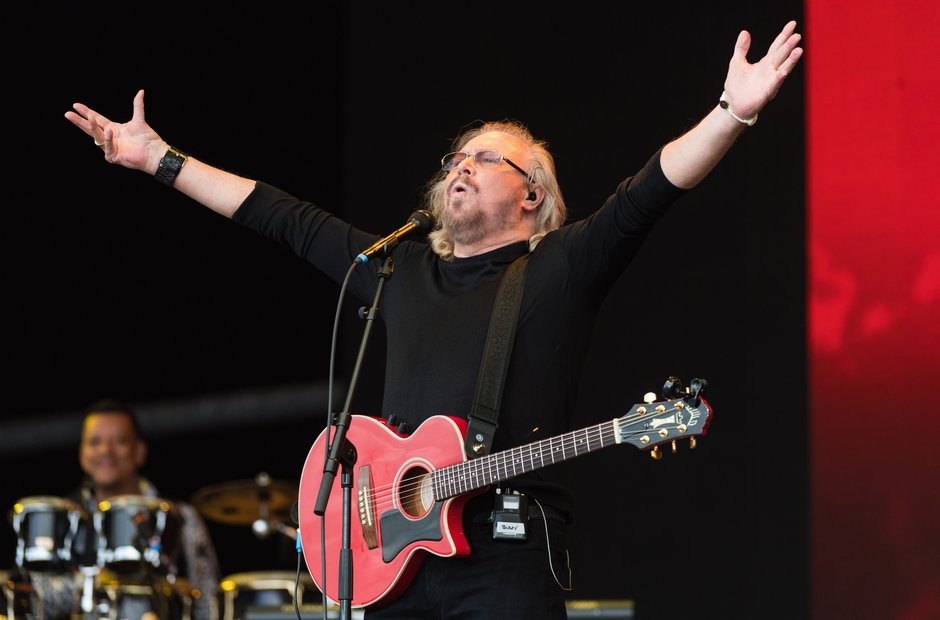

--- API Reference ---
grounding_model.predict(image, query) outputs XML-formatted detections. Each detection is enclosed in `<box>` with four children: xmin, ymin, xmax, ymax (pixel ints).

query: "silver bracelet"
<box><xmin>719</xmin><ymin>91</ymin><xmax>758</xmax><ymax>127</ymax></box>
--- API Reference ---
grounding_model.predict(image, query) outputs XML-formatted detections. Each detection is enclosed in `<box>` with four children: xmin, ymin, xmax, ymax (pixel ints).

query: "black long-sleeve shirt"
<box><xmin>234</xmin><ymin>149</ymin><xmax>684</xmax><ymax>515</ymax></box>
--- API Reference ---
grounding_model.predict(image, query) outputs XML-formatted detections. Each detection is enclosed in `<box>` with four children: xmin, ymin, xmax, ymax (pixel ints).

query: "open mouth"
<box><xmin>449</xmin><ymin>179</ymin><xmax>472</xmax><ymax>195</ymax></box>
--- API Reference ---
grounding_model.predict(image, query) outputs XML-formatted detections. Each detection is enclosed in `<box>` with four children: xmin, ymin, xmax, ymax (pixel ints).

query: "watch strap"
<box><xmin>154</xmin><ymin>146</ymin><xmax>189</xmax><ymax>186</ymax></box>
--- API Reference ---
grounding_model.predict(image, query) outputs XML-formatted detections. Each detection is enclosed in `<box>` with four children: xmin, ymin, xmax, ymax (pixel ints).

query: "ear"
<box><xmin>523</xmin><ymin>186</ymin><xmax>543</xmax><ymax>212</ymax></box>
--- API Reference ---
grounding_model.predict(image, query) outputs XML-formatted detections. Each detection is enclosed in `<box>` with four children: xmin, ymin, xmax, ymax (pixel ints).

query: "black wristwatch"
<box><xmin>154</xmin><ymin>146</ymin><xmax>189</xmax><ymax>187</ymax></box>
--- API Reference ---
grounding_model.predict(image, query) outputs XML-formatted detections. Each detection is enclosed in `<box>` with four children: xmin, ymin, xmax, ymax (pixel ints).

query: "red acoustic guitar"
<box><xmin>298</xmin><ymin>379</ymin><xmax>712</xmax><ymax>609</ymax></box>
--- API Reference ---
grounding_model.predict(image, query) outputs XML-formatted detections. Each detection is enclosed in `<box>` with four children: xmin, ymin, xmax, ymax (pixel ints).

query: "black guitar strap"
<box><xmin>464</xmin><ymin>253</ymin><xmax>529</xmax><ymax>459</ymax></box>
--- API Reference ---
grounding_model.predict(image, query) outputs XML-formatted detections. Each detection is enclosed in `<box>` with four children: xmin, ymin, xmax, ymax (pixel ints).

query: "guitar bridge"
<box><xmin>357</xmin><ymin>465</ymin><xmax>379</xmax><ymax>549</ymax></box>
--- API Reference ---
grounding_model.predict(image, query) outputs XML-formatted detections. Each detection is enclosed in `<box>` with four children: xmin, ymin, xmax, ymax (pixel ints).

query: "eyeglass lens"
<box><xmin>441</xmin><ymin>151</ymin><xmax>505</xmax><ymax>171</ymax></box>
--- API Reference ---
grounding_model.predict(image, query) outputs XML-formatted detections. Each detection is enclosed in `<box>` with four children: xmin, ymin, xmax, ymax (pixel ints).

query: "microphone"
<box><xmin>355</xmin><ymin>210</ymin><xmax>435</xmax><ymax>264</ymax></box>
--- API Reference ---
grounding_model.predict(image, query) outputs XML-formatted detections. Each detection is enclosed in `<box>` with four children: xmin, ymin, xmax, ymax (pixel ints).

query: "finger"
<box><xmin>732</xmin><ymin>30</ymin><xmax>751</xmax><ymax>62</ymax></box>
<box><xmin>91</xmin><ymin>120</ymin><xmax>108</xmax><ymax>146</ymax></box>
<box><xmin>73</xmin><ymin>102</ymin><xmax>114</xmax><ymax>127</ymax></box>
<box><xmin>768</xmin><ymin>20</ymin><xmax>798</xmax><ymax>54</ymax></box>
<box><xmin>70</xmin><ymin>103</ymin><xmax>108</xmax><ymax>123</ymax></box>
<box><xmin>87</xmin><ymin>119</ymin><xmax>104</xmax><ymax>146</ymax></box>
<box><xmin>773</xmin><ymin>34</ymin><xmax>803</xmax><ymax>71</ymax></box>
<box><xmin>133</xmin><ymin>89</ymin><xmax>146</xmax><ymax>123</ymax></box>
<box><xmin>64</xmin><ymin>110</ymin><xmax>92</xmax><ymax>133</ymax></box>
<box><xmin>777</xmin><ymin>46</ymin><xmax>804</xmax><ymax>77</ymax></box>
<box><xmin>82</xmin><ymin>111</ymin><xmax>102</xmax><ymax>139</ymax></box>
<box><xmin>83</xmin><ymin>111</ymin><xmax>103</xmax><ymax>138</ymax></box>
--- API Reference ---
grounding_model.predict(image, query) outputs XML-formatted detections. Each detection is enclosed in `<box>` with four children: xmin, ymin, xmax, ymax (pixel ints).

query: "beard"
<box><xmin>443</xmin><ymin>191</ymin><xmax>516</xmax><ymax>248</ymax></box>
<box><xmin>442</xmin><ymin>201</ymin><xmax>486</xmax><ymax>246</ymax></box>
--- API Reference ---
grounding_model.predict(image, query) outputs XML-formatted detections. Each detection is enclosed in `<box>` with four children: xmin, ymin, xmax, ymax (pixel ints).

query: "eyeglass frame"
<box><xmin>440</xmin><ymin>150</ymin><xmax>531</xmax><ymax>180</ymax></box>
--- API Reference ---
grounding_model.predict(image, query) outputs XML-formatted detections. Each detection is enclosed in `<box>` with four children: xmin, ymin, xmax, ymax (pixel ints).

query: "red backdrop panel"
<box><xmin>808</xmin><ymin>0</ymin><xmax>940</xmax><ymax>618</ymax></box>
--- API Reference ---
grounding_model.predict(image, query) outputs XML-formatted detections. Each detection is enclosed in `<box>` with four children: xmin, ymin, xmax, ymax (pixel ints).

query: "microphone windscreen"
<box><xmin>408</xmin><ymin>210</ymin><xmax>435</xmax><ymax>233</ymax></box>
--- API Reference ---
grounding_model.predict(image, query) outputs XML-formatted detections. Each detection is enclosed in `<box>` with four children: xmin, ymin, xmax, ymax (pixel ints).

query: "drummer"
<box><xmin>30</xmin><ymin>399</ymin><xmax>221</xmax><ymax>620</ymax></box>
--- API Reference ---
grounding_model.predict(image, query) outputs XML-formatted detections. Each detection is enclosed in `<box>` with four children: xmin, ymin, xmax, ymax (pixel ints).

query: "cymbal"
<box><xmin>190</xmin><ymin>473</ymin><xmax>297</xmax><ymax>526</ymax></box>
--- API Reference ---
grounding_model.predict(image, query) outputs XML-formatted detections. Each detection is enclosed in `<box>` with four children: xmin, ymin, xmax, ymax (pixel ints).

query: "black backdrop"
<box><xmin>3</xmin><ymin>3</ymin><xmax>806</xmax><ymax>619</ymax></box>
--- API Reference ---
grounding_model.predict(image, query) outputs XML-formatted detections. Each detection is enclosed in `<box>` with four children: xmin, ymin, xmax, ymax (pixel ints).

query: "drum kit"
<box><xmin>4</xmin><ymin>494</ymin><xmax>190</xmax><ymax>620</ymax></box>
<box><xmin>3</xmin><ymin>474</ymin><xmax>349</xmax><ymax>620</ymax></box>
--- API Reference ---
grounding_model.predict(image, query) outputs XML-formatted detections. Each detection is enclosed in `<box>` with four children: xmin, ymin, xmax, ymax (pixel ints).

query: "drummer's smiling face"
<box><xmin>80</xmin><ymin>411</ymin><xmax>148</xmax><ymax>498</ymax></box>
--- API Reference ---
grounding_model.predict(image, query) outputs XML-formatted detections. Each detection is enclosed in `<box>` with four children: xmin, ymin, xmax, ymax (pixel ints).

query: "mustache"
<box><xmin>448</xmin><ymin>177</ymin><xmax>475</xmax><ymax>194</ymax></box>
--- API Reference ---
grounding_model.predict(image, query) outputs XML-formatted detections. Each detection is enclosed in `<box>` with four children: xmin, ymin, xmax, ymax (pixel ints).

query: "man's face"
<box><xmin>79</xmin><ymin>412</ymin><xmax>146</xmax><ymax>491</ymax></box>
<box><xmin>443</xmin><ymin>131</ymin><xmax>533</xmax><ymax>251</ymax></box>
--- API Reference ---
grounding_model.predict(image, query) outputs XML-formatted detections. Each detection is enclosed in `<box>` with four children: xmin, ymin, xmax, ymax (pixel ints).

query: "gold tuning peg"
<box><xmin>671</xmin><ymin>440</ymin><xmax>678</xmax><ymax>454</ymax></box>
<box><xmin>650</xmin><ymin>446</ymin><xmax>662</xmax><ymax>460</ymax></box>
<box><xmin>689</xmin><ymin>436</ymin><xmax>697</xmax><ymax>449</ymax></box>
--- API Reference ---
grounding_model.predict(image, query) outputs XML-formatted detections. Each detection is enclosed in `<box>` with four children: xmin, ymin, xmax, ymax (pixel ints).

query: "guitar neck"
<box><xmin>431</xmin><ymin>419</ymin><xmax>618</xmax><ymax>500</ymax></box>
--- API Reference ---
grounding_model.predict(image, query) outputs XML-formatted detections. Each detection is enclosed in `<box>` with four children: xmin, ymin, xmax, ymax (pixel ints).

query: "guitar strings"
<box><xmin>365</xmin><ymin>405</ymin><xmax>685</xmax><ymax>510</ymax></box>
<box><xmin>362</xmin><ymin>404</ymin><xmax>687</xmax><ymax>511</ymax></box>
<box><xmin>354</xmin><ymin>404</ymin><xmax>691</xmax><ymax>513</ymax></box>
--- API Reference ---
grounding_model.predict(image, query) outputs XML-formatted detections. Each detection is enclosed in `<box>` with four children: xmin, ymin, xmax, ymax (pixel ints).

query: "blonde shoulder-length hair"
<box><xmin>423</xmin><ymin>120</ymin><xmax>567</xmax><ymax>261</ymax></box>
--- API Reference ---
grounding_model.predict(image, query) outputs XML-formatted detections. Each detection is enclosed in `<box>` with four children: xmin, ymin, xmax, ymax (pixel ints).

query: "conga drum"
<box><xmin>93</xmin><ymin>496</ymin><xmax>183</xmax><ymax>575</ymax></box>
<box><xmin>9</xmin><ymin>496</ymin><xmax>87</xmax><ymax>572</ymax></box>
<box><xmin>219</xmin><ymin>571</ymin><xmax>316</xmax><ymax>620</ymax></box>
<box><xmin>91</xmin><ymin>570</ymin><xmax>193</xmax><ymax>620</ymax></box>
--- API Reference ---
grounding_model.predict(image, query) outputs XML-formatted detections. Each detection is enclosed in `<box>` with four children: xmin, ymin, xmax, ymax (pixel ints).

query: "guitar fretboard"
<box><xmin>431</xmin><ymin>419</ymin><xmax>618</xmax><ymax>500</ymax></box>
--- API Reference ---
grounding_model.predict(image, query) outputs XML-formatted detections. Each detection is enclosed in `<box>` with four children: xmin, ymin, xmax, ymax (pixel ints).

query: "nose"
<box><xmin>96</xmin><ymin>438</ymin><xmax>117</xmax><ymax>454</ymax></box>
<box><xmin>454</xmin><ymin>154</ymin><xmax>474</xmax><ymax>174</ymax></box>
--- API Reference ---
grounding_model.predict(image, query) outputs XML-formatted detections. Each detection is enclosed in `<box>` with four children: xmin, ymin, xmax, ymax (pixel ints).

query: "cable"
<box><xmin>531</xmin><ymin>497</ymin><xmax>572</xmax><ymax>591</ymax></box>
<box><xmin>319</xmin><ymin>261</ymin><xmax>357</xmax><ymax>620</ymax></box>
<box><xmin>294</xmin><ymin>547</ymin><xmax>304</xmax><ymax>620</ymax></box>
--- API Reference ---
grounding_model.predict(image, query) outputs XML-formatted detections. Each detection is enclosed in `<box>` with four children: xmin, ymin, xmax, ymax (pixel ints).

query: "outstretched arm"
<box><xmin>660</xmin><ymin>20</ymin><xmax>804</xmax><ymax>189</ymax></box>
<box><xmin>64</xmin><ymin>89</ymin><xmax>255</xmax><ymax>218</ymax></box>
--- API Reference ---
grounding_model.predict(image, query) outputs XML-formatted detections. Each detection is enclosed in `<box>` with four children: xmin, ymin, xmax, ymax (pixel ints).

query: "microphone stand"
<box><xmin>314</xmin><ymin>255</ymin><xmax>394</xmax><ymax>620</ymax></box>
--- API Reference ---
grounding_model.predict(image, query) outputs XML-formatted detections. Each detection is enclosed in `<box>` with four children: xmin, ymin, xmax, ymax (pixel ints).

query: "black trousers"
<box><xmin>365</xmin><ymin>503</ymin><xmax>570</xmax><ymax>620</ymax></box>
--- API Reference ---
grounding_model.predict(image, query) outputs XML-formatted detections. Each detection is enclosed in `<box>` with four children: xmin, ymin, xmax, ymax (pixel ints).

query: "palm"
<box><xmin>724</xmin><ymin>21</ymin><xmax>803</xmax><ymax>119</ymax></box>
<box><xmin>65</xmin><ymin>89</ymin><xmax>161</xmax><ymax>171</ymax></box>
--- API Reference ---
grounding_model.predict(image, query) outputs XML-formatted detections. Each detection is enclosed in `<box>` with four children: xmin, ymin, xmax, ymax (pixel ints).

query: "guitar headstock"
<box><xmin>616</xmin><ymin>377</ymin><xmax>712</xmax><ymax>459</ymax></box>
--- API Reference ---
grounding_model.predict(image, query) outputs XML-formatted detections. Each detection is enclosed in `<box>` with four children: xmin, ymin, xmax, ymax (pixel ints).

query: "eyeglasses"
<box><xmin>440</xmin><ymin>150</ymin><xmax>530</xmax><ymax>179</ymax></box>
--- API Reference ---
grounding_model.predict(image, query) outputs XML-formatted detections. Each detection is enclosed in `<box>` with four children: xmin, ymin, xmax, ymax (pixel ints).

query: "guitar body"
<box><xmin>298</xmin><ymin>414</ymin><xmax>480</xmax><ymax>609</ymax></box>
<box><xmin>296</xmin><ymin>378</ymin><xmax>713</xmax><ymax>609</ymax></box>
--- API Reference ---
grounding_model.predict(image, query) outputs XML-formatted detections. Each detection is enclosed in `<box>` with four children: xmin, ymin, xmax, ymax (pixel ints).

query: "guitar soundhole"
<box><xmin>399</xmin><ymin>467</ymin><xmax>433</xmax><ymax>518</ymax></box>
